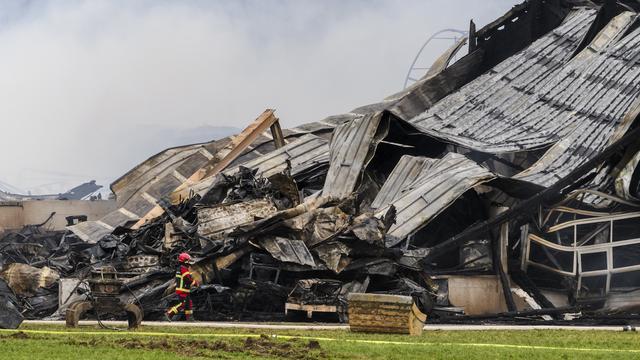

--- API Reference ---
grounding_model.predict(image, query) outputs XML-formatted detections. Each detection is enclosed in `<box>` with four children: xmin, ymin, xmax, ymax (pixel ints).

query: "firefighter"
<box><xmin>165</xmin><ymin>252</ymin><xmax>198</xmax><ymax>321</ymax></box>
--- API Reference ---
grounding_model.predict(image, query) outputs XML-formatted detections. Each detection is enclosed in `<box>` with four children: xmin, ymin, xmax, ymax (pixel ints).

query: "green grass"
<box><xmin>1</xmin><ymin>323</ymin><xmax>639</xmax><ymax>359</ymax></box>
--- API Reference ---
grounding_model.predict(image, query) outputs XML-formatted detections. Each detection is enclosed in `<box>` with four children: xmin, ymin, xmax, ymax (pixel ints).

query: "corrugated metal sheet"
<box><xmin>370</xmin><ymin>155</ymin><xmax>435</xmax><ymax>210</ymax></box>
<box><xmin>230</xmin><ymin>134</ymin><xmax>329</xmax><ymax>179</ymax></box>
<box><xmin>261</xmin><ymin>237</ymin><xmax>316</xmax><ymax>267</ymax></box>
<box><xmin>197</xmin><ymin>199</ymin><xmax>278</xmax><ymax>240</ymax></box>
<box><xmin>376</xmin><ymin>153</ymin><xmax>496</xmax><ymax>247</ymax></box>
<box><xmin>409</xmin><ymin>9</ymin><xmax>598</xmax><ymax>153</ymax></box>
<box><xmin>406</xmin><ymin>9</ymin><xmax>640</xmax><ymax>196</ymax></box>
<box><xmin>70</xmin><ymin>124</ymin><xmax>334</xmax><ymax>243</ymax></box>
<box><xmin>187</xmin><ymin>134</ymin><xmax>330</xmax><ymax>197</ymax></box>
<box><xmin>68</xmin><ymin>4</ymin><xmax>594</xmax><ymax>243</ymax></box>
<box><xmin>322</xmin><ymin>113</ymin><xmax>386</xmax><ymax>198</ymax></box>
<box><xmin>68</xmin><ymin>138</ymin><xmax>226</xmax><ymax>242</ymax></box>
<box><xmin>513</xmin><ymin>12</ymin><xmax>640</xmax><ymax>187</ymax></box>
<box><xmin>110</xmin><ymin>143</ymin><xmax>211</xmax><ymax>205</ymax></box>
<box><xmin>69</xmin><ymin>0</ymin><xmax>562</xmax><ymax>243</ymax></box>
<box><xmin>288</xmin><ymin>151</ymin><xmax>330</xmax><ymax>182</ymax></box>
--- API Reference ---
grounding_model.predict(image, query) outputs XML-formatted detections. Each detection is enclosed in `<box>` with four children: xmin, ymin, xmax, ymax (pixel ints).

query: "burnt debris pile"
<box><xmin>4</xmin><ymin>0</ymin><xmax>640</xmax><ymax>328</ymax></box>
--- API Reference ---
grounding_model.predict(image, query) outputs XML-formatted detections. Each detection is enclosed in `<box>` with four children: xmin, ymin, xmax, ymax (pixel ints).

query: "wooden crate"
<box><xmin>347</xmin><ymin>293</ymin><xmax>426</xmax><ymax>336</ymax></box>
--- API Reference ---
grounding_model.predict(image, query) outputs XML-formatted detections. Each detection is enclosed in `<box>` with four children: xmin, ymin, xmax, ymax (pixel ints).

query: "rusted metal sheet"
<box><xmin>370</xmin><ymin>155</ymin><xmax>435</xmax><ymax>210</ymax></box>
<box><xmin>322</xmin><ymin>112</ymin><xmax>387</xmax><ymax>198</ymax></box>
<box><xmin>377</xmin><ymin>153</ymin><xmax>496</xmax><ymax>247</ymax></box>
<box><xmin>197</xmin><ymin>199</ymin><xmax>278</xmax><ymax>240</ymax></box>
<box><xmin>99</xmin><ymin>110</ymin><xmax>308</xmax><ymax>235</ymax></box>
<box><xmin>261</xmin><ymin>237</ymin><xmax>316</xmax><ymax>267</ymax></box>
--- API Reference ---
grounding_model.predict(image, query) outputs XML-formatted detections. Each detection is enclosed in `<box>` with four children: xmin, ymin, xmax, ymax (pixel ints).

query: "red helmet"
<box><xmin>178</xmin><ymin>252</ymin><xmax>191</xmax><ymax>263</ymax></box>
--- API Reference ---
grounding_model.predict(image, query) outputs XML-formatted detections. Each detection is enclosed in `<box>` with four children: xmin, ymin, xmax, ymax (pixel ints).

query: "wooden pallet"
<box><xmin>285</xmin><ymin>302</ymin><xmax>343</xmax><ymax>319</ymax></box>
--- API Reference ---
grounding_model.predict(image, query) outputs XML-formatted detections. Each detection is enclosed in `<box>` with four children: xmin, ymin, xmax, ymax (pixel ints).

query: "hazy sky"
<box><xmin>0</xmin><ymin>0</ymin><xmax>520</xmax><ymax>194</ymax></box>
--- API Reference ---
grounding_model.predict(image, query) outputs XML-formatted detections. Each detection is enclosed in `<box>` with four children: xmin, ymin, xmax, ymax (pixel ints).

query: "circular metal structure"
<box><xmin>404</xmin><ymin>29</ymin><xmax>469</xmax><ymax>89</ymax></box>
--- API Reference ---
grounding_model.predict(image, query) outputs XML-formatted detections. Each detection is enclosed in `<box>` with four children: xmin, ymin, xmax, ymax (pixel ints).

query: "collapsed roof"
<box><xmin>4</xmin><ymin>0</ymin><xmax>640</xmax><ymax>327</ymax></box>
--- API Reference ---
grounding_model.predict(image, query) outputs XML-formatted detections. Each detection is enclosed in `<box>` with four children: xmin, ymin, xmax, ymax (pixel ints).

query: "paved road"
<box><xmin>24</xmin><ymin>320</ymin><xmax>629</xmax><ymax>331</ymax></box>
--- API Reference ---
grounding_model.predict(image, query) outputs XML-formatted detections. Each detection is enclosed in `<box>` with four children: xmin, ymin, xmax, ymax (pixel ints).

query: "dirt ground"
<box><xmin>3</xmin><ymin>331</ymin><xmax>326</xmax><ymax>359</ymax></box>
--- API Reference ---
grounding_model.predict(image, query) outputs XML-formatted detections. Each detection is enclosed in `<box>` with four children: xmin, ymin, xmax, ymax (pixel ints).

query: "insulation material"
<box><xmin>0</xmin><ymin>263</ymin><xmax>60</xmax><ymax>297</ymax></box>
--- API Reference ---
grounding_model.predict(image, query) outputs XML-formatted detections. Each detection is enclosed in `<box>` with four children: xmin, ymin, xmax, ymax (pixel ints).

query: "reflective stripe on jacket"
<box><xmin>175</xmin><ymin>265</ymin><xmax>193</xmax><ymax>295</ymax></box>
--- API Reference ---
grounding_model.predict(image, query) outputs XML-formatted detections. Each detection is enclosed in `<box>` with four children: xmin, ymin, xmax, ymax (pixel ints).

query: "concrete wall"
<box><xmin>0</xmin><ymin>200</ymin><xmax>117</xmax><ymax>232</ymax></box>
<box><xmin>443</xmin><ymin>275</ymin><xmax>534</xmax><ymax>315</ymax></box>
<box><xmin>0</xmin><ymin>203</ymin><xmax>23</xmax><ymax>233</ymax></box>
<box><xmin>446</xmin><ymin>275</ymin><xmax>509</xmax><ymax>315</ymax></box>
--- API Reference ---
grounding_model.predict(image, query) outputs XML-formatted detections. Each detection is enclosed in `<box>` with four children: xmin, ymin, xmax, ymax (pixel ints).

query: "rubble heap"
<box><xmin>4</xmin><ymin>0</ymin><xmax>640</xmax><ymax>328</ymax></box>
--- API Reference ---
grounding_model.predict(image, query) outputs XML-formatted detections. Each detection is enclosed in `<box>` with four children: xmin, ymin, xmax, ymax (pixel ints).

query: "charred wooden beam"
<box><xmin>131</xmin><ymin>109</ymin><xmax>279</xmax><ymax>229</ymax></box>
<box><xmin>270</xmin><ymin>121</ymin><xmax>286</xmax><ymax>149</ymax></box>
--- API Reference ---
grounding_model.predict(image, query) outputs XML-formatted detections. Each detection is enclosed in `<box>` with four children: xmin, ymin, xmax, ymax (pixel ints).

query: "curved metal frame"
<box><xmin>403</xmin><ymin>29</ymin><xmax>469</xmax><ymax>89</ymax></box>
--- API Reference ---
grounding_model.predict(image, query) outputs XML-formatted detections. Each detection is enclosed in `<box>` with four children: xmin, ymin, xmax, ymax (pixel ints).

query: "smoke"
<box><xmin>0</xmin><ymin>0</ymin><xmax>519</xmax><ymax>193</ymax></box>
